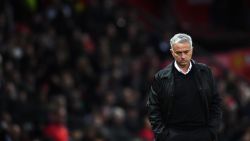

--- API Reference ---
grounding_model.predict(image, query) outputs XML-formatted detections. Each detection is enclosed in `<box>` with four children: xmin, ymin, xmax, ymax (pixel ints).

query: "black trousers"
<box><xmin>157</xmin><ymin>127</ymin><xmax>212</xmax><ymax>141</ymax></box>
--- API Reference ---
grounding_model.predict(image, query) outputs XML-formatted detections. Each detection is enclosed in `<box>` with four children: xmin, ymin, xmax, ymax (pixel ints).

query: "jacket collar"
<box><xmin>160</xmin><ymin>59</ymin><xmax>201</xmax><ymax>79</ymax></box>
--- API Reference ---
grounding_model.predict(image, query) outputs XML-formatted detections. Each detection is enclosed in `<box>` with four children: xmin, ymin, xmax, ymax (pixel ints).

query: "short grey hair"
<box><xmin>170</xmin><ymin>33</ymin><xmax>193</xmax><ymax>48</ymax></box>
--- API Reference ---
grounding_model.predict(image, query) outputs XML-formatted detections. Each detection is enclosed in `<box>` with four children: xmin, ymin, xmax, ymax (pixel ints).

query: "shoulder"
<box><xmin>193</xmin><ymin>61</ymin><xmax>213</xmax><ymax>77</ymax></box>
<box><xmin>154</xmin><ymin>62</ymin><xmax>173</xmax><ymax>80</ymax></box>
<box><xmin>194</xmin><ymin>62</ymin><xmax>211</xmax><ymax>71</ymax></box>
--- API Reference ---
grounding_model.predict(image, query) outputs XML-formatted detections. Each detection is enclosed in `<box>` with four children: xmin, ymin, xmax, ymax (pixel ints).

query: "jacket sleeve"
<box><xmin>208</xmin><ymin>68</ymin><xmax>222</xmax><ymax>139</ymax></box>
<box><xmin>146</xmin><ymin>76</ymin><xmax>165</xmax><ymax>135</ymax></box>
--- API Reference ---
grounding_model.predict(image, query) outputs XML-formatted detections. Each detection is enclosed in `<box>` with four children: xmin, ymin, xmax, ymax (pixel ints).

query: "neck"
<box><xmin>177</xmin><ymin>62</ymin><xmax>190</xmax><ymax>73</ymax></box>
<box><xmin>180</xmin><ymin>66</ymin><xmax>189</xmax><ymax>73</ymax></box>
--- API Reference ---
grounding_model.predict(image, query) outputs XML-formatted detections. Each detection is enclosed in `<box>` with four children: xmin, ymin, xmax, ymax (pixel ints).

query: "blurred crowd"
<box><xmin>0</xmin><ymin>0</ymin><xmax>249</xmax><ymax>141</ymax></box>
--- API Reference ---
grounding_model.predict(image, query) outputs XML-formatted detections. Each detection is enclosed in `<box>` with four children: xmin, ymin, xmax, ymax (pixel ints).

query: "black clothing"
<box><xmin>168</xmin><ymin>67</ymin><xmax>206</xmax><ymax>129</ymax></box>
<box><xmin>147</xmin><ymin>60</ymin><xmax>222</xmax><ymax>141</ymax></box>
<box><xmin>157</xmin><ymin>127</ymin><xmax>212</xmax><ymax>141</ymax></box>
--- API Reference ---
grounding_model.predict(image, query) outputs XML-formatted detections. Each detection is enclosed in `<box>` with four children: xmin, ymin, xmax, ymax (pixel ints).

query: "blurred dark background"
<box><xmin>0</xmin><ymin>0</ymin><xmax>250</xmax><ymax>141</ymax></box>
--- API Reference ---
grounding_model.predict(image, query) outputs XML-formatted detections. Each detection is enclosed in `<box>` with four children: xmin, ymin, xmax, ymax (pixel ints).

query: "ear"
<box><xmin>170</xmin><ymin>48</ymin><xmax>173</xmax><ymax>53</ymax></box>
<box><xmin>190</xmin><ymin>47</ymin><xmax>194</xmax><ymax>53</ymax></box>
<box><xmin>170</xmin><ymin>48</ymin><xmax>174</xmax><ymax>57</ymax></box>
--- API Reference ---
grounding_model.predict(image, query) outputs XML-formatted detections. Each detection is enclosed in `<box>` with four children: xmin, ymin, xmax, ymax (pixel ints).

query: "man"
<box><xmin>147</xmin><ymin>33</ymin><xmax>222</xmax><ymax>141</ymax></box>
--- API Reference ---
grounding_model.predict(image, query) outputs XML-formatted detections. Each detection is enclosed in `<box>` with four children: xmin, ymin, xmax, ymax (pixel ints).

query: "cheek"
<box><xmin>173</xmin><ymin>55</ymin><xmax>180</xmax><ymax>60</ymax></box>
<box><xmin>176</xmin><ymin>57</ymin><xmax>182</xmax><ymax>61</ymax></box>
<box><xmin>171</xmin><ymin>52</ymin><xmax>177</xmax><ymax>59</ymax></box>
<box><xmin>188</xmin><ymin>53</ymin><xmax>193</xmax><ymax>59</ymax></box>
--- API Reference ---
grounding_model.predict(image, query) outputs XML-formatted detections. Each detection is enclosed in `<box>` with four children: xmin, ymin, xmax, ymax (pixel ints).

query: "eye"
<box><xmin>175</xmin><ymin>52</ymin><xmax>181</xmax><ymax>55</ymax></box>
<box><xmin>184</xmin><ymin>50</ymin><xmax>189</xmax><ymax>54</ymax></box>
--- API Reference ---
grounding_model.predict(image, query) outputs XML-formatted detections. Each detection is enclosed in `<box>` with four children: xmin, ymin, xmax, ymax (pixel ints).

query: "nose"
<box><xmin>181</xmin><ymin>53</ymin><xmax>186</xmax><ymax>59</ymax></box>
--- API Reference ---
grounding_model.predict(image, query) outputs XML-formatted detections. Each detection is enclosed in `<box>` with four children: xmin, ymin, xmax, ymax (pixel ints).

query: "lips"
<box><xmin>180</xmin><ymin>60</ymin><xmax>186</xmax><ymax>64</ymax></box>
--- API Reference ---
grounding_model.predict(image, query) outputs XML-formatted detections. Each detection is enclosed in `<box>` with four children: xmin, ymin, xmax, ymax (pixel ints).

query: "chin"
<box><xmin>180</xmin><ymin>62</ymin><xmax>187</xmax><ymax>65</ymax></box>
<box><xmin>178</xmin><ymin>64</ymin><xmax>185</xmax><ymax>67</ymax></box>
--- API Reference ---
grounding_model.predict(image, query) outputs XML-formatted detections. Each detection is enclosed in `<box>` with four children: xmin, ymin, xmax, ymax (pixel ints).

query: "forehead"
<box><xmin>172</xmin><ymin>42</ymin><xmax>191</xmax><ymax>51</ymax></box>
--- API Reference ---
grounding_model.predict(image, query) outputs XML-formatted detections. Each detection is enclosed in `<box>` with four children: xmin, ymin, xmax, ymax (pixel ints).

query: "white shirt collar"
<box><xmin>174</xmin><ymin>61</ymin><xmax>192</xmax><ymax>75</ymax></box>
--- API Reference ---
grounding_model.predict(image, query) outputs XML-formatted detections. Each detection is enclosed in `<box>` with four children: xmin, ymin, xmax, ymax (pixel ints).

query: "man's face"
<box><xmin>170</xmin><ymin>42</ymin><xmax>193</xmax><ymax>68</ymax></box>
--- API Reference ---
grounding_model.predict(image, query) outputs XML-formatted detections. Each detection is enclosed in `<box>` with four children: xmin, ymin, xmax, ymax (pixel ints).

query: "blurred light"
<box><xmin>117</xmin><ymin>17</ymin><xmax>126</xmax><ymax>28</ymax></box>
<box><xmin>12</xmin><ymin>47</ymin><xmax>23</xmax><ymax>59</ymax></box>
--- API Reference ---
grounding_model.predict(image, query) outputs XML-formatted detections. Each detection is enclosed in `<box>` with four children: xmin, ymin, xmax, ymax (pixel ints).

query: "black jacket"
<box><xmin>147</xmin><ymin>60</ymin><xmax>222</xmax><ymax>140</ymax></box>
